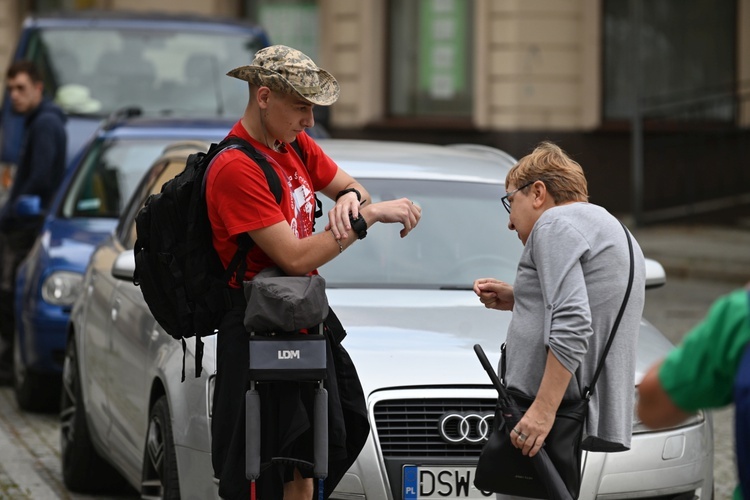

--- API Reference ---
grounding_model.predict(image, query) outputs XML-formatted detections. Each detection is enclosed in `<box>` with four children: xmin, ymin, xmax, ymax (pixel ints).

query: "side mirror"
<box><xmin>14</xmin><ymin>194</ymin><xmax>41</xmax><ymax>217</ymax></box>
<box><xmin>112</xmin><ymin>249</ymin><xmax>135</xmax><ymax>282</ymax></box>
<box><xmin>645</xmin><ymin>258</ymin><xmax>666</xmax><ymax>289</ymax></box>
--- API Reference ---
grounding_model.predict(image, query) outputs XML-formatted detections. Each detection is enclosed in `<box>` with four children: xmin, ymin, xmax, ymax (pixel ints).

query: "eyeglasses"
<box><xmin>501</xmin><ymin>179</ymin><xmax>538</xmax><ymax>213</ymax></box>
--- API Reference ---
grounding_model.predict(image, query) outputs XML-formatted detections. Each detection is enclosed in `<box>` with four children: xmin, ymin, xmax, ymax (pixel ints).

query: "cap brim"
<box><xmin>227</xmin><ymin>65</ymin><xmax>339</xmax><ymax>106</ymax></box>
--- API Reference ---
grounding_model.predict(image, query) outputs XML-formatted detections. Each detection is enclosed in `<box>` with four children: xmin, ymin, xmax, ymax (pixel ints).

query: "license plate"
<box><xmin>402</xmin><ymin>465</ymin><xmax>493</xmax><ymax>498</ymax></box>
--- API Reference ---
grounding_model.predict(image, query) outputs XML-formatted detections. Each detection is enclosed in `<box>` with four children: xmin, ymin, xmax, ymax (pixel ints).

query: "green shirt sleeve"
<box><xmin>659</xmin><ymin>288</ymin><xmax>750</xmax><ymax>411</ymax></box>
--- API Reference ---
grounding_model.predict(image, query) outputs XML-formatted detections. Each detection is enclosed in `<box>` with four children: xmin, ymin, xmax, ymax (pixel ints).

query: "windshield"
<box><xmin>61</xmin><ymin>138</ymin><xmax>181</xmax><ymax>219</ymax></box>
<box><xmin>317</xmin><ymin>179</ymin><xmax>523</xmax><ymax>289</ymax></box>
<box><xmin>39</xmin><ymin>28</ymin><xmax>264</xmax><ymax>117</ymax></box>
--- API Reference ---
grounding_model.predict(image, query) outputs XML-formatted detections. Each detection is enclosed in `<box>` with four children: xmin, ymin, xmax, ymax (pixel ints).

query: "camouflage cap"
<box><xmin>227</xmin><ymin>45</ymin><xmax>339</xmax><ymax>106</ymax></box>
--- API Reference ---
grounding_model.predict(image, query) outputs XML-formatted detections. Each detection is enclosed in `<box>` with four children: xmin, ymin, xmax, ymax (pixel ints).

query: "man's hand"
<box><xmin>637</xmin><ymin>361</ymin><xmax>691</xmax><ymax>429</ymax></box>
<box><xmin>473</xmin><ymin>278</ymin><xmax>514</xmax><ymax>310</ymax></box>
<box><xmin>326</xmin><ymin>190</ymin><xmax>361</xmax><ymax>240</ymax></box>
<box><xmin>1</xmin><ymin>165</ymin><xmax>13</xmax><ymax>190</ymax></box>
<box><xmin>366</xmin><ymin>198</ymin><xmax>421</xmax><ymax>237</ymax></box>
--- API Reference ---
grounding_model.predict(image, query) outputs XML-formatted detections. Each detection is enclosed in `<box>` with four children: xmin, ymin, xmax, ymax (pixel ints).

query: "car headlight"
<box><xmin>41</xmin><ymin>271</ymin><xmax>84</xmax><ymax>306</ymax></box>
<box><xmin>632</xmin><ymin>388</ymin><xmax>704</xmax><ymax>434</ymax></box>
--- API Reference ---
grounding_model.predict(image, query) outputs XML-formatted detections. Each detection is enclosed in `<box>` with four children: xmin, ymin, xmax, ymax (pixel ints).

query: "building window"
<box><xmin>603</xmin><ymin>0</ymin><xmax>736</xmax><ymax>121</ymax></box>
<box><xmin>244</xmin><ymin>0</ymin><xmax>319</xmax><ymax>61</ymax></box>
<box><xmin>31</xmin><ymin>0</ymin><xmax>95</xmax><ymax>13</ymax></box>
<box><xmin>388</xmin><ymin>0</ymin><xmax>473</xmax><ymax>118</ymax></box>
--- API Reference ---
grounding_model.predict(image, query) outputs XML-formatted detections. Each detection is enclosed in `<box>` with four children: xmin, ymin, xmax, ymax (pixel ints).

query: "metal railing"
<box><xmin>631</xmin><ymin>81</ymin><xmax>750</xmax><ymax>225</ymax></box>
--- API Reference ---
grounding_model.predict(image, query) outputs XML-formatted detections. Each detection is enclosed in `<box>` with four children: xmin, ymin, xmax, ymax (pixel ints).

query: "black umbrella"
<box><xmin>473</xmin><ymin>344</ymin><xmax>574</xmax><ymax>500</ymax></box>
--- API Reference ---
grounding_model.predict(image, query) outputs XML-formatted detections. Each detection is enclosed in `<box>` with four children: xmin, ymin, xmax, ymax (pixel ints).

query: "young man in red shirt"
<box><xmin>207</xmin><ymin>45</ymin><xmax>421</xmax><ymax>500</ymax></box>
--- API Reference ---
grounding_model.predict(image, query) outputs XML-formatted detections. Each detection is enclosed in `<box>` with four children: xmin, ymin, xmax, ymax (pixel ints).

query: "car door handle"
<box><xmin>111</xmin><ymin>297</ymin><xmax>121</xmax><ymax>322</ymax></box>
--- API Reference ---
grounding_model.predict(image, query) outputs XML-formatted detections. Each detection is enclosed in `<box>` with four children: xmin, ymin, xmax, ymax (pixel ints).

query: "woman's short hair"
<box><xmin>506</xmin><ymin>141</ymin><xmax>589</xmax><ymax>204</ymax></box>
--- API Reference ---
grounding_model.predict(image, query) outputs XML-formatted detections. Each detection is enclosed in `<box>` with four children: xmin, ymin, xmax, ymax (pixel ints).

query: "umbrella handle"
<box><xmin>473</xmin><ymin>344</ymin><xmax>510</xmax><ymax>399</ymax></box>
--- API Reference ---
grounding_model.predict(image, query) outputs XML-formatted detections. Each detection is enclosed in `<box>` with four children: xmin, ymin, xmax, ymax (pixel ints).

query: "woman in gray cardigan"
<box><xmin>473</xmin><ymin>141</ymin><xmax>646</xmax><ymax>461</ymax></box>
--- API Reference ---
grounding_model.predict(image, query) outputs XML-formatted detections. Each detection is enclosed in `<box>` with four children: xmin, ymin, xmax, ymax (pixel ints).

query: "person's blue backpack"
<box><xmin>735</xmin><ymin>291</ymin><xmax>750</xmax><ymax>500</ymax></box>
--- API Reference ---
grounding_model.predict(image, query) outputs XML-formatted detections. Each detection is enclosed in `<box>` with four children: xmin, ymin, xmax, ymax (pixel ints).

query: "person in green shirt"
<box><xmin>638</xmin><ymin>286</ymin><xmax>750</xmax><ymax>500</ymax></box>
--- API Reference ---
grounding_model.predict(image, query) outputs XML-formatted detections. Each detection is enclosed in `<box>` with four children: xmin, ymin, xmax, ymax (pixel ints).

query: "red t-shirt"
<box><xmin>205</xmin><ymin>122</ymin><xmax>338</xmax><ymax>285</ymax></box>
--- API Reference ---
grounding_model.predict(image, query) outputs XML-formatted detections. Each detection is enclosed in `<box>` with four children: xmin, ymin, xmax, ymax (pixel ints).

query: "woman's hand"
<box><xmin>512</xmin><ymin>352</ymin><xmax>572</xmax><ymax>457</ymax></box>
<box><xmin>473</xmin><ymin>278</ymin><xmax>514</xmax><ymax>310</ymax></box>
<box><xmin>510</xmin><ymin>402</ymin><xmax>555</xmax><ymax>457</ymax></box>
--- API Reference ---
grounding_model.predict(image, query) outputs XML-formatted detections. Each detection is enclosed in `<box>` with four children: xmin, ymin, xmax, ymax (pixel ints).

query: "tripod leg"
<box><xmin>245</xmin><ymin>389</ymin><xmax>261</xmax><ymax>480</ymax></box>
<box><xmin>313</xmin><ymin>386</ymin><xmax>328</xmax><ymax>479</ymax></box>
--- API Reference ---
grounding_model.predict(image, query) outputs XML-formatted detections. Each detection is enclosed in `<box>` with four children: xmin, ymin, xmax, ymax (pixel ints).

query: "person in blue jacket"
<box><xmin>0</xmin><ymin>60</ymin><xmax>67</xmax><ymax>384</ymax></box>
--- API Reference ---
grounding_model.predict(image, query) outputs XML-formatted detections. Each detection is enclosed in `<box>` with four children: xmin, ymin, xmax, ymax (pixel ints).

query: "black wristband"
<box><xmin>349</xmin><ymin>213</ymin><xmax>367</xmax><ymax>240</ymax></box>
<box><xmin>336</xmin><ymin>188</ymin><xmax>361</xmax><ymax>202</ymax></box>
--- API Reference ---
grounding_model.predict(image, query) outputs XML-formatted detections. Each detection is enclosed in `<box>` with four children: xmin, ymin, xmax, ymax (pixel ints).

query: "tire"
<box><xmin>13</xmin><ymin>334</ymin><xmax>60</xmax><ymax>412</ymax></box>
<box><xmin>60</xmin><ymin>337</ymin><xmax>128</xmax><ymax>493</ymax></box>
<box><xmin>141</xmin><ymin>395</ymin><xmax>181</xmax><ymax>500</ymax></box>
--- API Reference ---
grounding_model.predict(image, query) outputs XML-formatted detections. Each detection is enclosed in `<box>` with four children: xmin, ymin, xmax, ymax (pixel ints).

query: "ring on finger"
<box><xmin>518</xmin><ymin>433</ymin><xmax>527</xmax><ymax>442</ymax></box>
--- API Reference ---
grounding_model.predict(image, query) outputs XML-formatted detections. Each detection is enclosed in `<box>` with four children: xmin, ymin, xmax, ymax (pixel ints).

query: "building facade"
<box><xmin>2</xmin><ymin>0</ymin><xmax>748</xmax><ymax>219</ymax></box>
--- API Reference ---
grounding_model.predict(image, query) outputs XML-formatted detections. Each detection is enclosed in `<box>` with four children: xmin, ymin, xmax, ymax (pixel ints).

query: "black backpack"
<box><xmin>134</xmin><ymin>137</ymin><xmax>291</xmax><ymax>381</ymax></box>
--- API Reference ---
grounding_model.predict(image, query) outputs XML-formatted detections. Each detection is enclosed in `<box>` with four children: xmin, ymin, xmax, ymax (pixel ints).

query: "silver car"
<box><xmin>63</xmin><ymin>139</ymin><xmax>713</xmax><ymax>500</ymax></box>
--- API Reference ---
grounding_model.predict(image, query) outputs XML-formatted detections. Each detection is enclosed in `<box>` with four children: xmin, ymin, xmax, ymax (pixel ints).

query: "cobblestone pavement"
<box><xmin>0</xmin><ymin>388</ymin><xmax>137</xmax><ymax>500</ymax></box>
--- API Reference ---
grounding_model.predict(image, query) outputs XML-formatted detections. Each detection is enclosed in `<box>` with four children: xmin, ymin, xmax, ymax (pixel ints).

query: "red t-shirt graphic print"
<box><xmin>205</xmin><ymin>122</ymin><xmax>337</xmax><ymax>285</ymax></box>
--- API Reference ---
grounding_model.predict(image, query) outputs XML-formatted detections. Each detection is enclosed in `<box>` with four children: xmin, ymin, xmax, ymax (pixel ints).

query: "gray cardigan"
<box><xmin>504</xmin><ymin>203</ymin><xmax>645</xmax><ymax>451</ymax></box>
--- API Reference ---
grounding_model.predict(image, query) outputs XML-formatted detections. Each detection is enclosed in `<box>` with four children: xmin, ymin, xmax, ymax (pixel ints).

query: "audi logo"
<box><xmin>438</xmin><ymin>411</ymin><xmax>495</xmax><ymax>444</ymax></box>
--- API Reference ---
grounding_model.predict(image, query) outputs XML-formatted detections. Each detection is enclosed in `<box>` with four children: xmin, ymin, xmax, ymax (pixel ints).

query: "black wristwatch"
<box><xmin>336</xmin><ymin>188</ymin><xmax>361</xmax><ymax>202</ymax></box>
<box><xmin>349</xmin><ymin>213</ymin><xmax>367</xmax><ymax>240</ymax></box>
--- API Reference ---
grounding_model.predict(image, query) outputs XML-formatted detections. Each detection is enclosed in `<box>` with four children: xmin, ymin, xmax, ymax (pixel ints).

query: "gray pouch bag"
<box><xmin>243</xmin><ymin>267</ymin><xmax>329</xmax><ymax>333</ymax></box>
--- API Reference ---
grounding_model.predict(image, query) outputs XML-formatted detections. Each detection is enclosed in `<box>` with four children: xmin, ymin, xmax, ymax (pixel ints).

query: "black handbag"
<box><xmin>473</xmin><ymin>222</ymin><xmax>635</xmax><ymax>499</ymax></box>
<box><xmin>474</xmin><ymin>348</ymin><xmax>589</xmax><ymax>499</ymax></box>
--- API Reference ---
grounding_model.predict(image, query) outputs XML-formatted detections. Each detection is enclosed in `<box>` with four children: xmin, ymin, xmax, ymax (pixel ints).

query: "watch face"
<box><xmin>350</xmin><ymin>214</ymin><xmax>367</xmax><ymax>239</ymax></box>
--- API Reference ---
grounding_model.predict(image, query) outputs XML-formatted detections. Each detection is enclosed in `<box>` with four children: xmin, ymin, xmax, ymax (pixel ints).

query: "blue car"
<box><xmin>1</xmin><ymin>9</ymin><xmax>271</xmax><ymax>167</ymax></box>
<box><xmin>13</xmin><ymin>115</ymin><xmax>237</xmax><ymax>411</ymax></box>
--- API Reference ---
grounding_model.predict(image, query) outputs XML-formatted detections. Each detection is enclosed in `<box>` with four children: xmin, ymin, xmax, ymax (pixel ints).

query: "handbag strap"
<box><xmin>500</xmin><ymin>222</ymin><xmax>635</xmax><ymax>400</ymax></box>
<box><xmin>583</xmin><ymin>221</ymin><xmax>635</xmax><ymax>399</ymax></box>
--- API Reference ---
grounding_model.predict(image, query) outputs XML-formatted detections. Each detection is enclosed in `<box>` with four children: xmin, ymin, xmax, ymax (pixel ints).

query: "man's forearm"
<box><xmin>637</xmin><ymin>362</ymin><xmax>691</xmax><ymax>428</ymax></box>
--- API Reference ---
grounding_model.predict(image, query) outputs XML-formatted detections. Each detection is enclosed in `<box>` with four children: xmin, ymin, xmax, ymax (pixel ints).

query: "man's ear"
<box><xmin>256</xmin><ymin>86</ymin><xmax>271</xmax><ymax>108</ymax></box>
<box><xmin>32</xmin><ymin>81</ymin><xmax>45</xmax><ymax>105</ymax></box>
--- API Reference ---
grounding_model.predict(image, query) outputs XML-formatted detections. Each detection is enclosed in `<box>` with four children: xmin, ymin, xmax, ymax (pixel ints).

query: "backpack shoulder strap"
<box><xmin>211</xmin><ymin>137</ymin><xmax>282</xmax><ymax>204</ymax></box>
<box><xmin>206</xmin><ymin>137</ymin><xmax>284</xmax><ymax>284</ymax></box>
<box><xmin>288</xmin><ymin>138</ymin><xmax>323</xmax><ymax>223</ymax></box>
<box><xmin>290</xmin><ymin>139</ymin><xmax>305</xmax><ymax>164</ymax></box>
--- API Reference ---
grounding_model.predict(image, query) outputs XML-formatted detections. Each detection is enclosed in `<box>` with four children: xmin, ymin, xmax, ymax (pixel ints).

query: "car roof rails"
<box><xmin>446</xmin><ymin>143</ymin><xmax>517</xmax><ymax>165</ymax></box>
<box><xmin>102</xmin><ymin>106</ymin><xmax>142</xmax><ymax>131</ymax></box>
<box><xmin>161</xmin><ymin>140</ymin><xmax>211</xmax><ymax>156</ymax></box>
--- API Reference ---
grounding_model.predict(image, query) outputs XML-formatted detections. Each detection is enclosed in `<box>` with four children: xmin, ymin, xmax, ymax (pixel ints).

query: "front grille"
<box><xmin>373</xmin><ymin>398</ymin><xmax>496</xmax><ymax>458</ymax></box>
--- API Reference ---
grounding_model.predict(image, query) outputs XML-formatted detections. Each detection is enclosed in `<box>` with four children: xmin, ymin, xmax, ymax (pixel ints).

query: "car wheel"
<box><xmin>60</xmin><ymin>337</ymin><xmax>127</xmax><ymax>492</ymax></box>
<box><xmin>13</xmin><ymin>333</ymin><xmax>60</xmax><ymax>412</ymax></box>
<box><xmin>141</xmin><ymin>395</ymin><xmax>181</xmax><ymax>500</ymax></box>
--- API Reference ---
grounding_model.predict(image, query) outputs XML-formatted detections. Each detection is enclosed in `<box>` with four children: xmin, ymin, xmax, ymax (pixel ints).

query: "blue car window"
<box><xmin>37</xmin><ymin>28</ymin><xmax>265</xmax><ymax>117</ymax></box>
